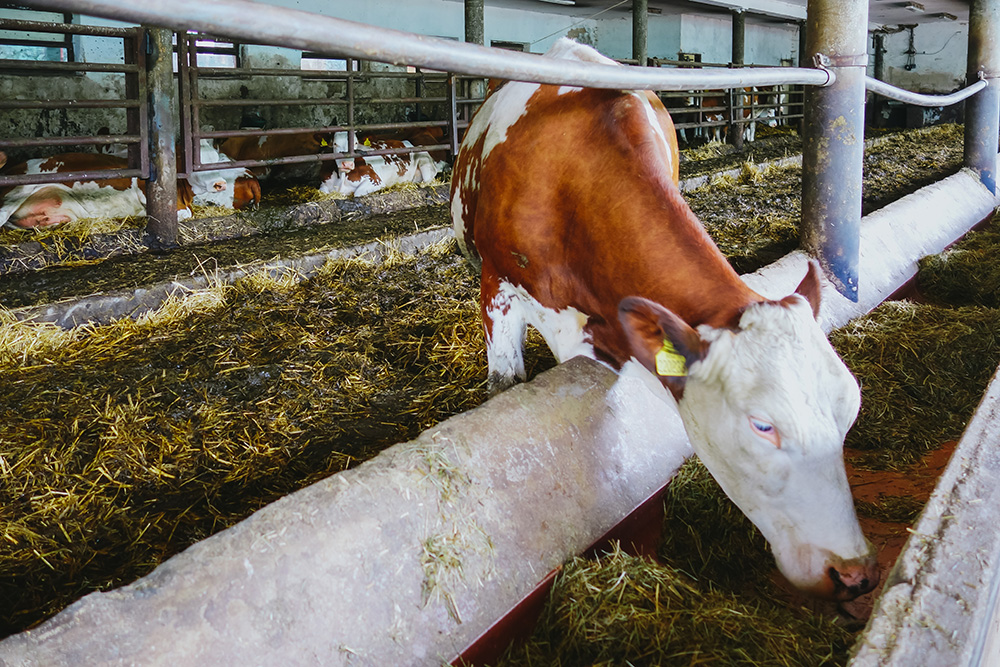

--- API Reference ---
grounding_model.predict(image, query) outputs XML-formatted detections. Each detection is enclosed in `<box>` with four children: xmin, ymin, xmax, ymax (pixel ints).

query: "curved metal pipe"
<box><xmin>866</xmin><ymin>77</ymin><xmax>988</xmax><ymax>107</ymax></box>
<box><xmin>22</xmin><ymin>0</ymin><xmax>834</xmax><ymax>90</ymax></box>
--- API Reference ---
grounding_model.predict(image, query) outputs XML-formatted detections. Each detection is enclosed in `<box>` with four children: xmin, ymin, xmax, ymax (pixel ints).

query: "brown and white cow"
<box><xmin>451</xmin><ymin>38</ymin><xmax>878</xmax><ymax>601</ymax></box>
<box><xmin>218</xmin><ymin>131</ymin><xmax>326</xmax><ymax>182</ymax></box>
<box><xmin>698</xmin><ymin>88</ymin><xmax>777</xmax><ymax>143</ymax></box>
<box><xmin>0</xmin><ymin>152</ymin><xmax>194</xmax><ymax>229</ymax></box>
<box><xmin>97</xmin><ymin>130</ymin><xmax>260</xmax><ymax>211</ymax></box>
<box><xmin>319</xmin><ymin>136</ymin><xmax>438</xmax><ymax>197</ymax></box>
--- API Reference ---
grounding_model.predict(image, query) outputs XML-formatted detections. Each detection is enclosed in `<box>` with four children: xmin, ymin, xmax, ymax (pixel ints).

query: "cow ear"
<box><xmin>794</xmin><ymin>259</ymin><xmax>823</xmax><ymax>319</ymax></box>
<box><xmin>618</xmin><ymin>296</ymin><xmax>707</xmax><ymax>399</ymax></box>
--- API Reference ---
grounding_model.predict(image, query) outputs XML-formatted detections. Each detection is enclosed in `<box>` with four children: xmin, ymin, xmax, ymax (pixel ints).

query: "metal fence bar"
<box><xmin>866</xmin><ymin>77</ymin><xmax>988</xmax><ymax>107</ymax></box>
<box><xmin>20</xmin><ymin>0</ymin><xmax>835</xmax><ymax>91</ymax></box>
<box><xmin>0</xmin><ymin>169</ymin><xmax>142</xmax><ymax>188</ymax></box>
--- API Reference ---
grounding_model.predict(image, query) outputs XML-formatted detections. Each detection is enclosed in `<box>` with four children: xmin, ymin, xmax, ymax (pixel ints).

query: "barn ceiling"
<box><xmin>486</xmin><ymin>0</ymin><xmax>970</xmax><ymax>28</ymax></box>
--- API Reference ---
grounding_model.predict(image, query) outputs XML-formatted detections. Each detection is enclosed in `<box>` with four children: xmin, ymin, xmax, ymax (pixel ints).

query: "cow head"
<box><xmin>618</xmin><ymin>261</ymin><xmax>878</xmax><ymax>601</ymax></box>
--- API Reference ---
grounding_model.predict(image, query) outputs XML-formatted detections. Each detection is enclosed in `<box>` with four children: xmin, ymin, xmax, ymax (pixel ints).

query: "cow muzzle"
<box><xmin>807</xmin><ymin>545</ymin><xmax>880</xmax><ymax>601</ymax></box>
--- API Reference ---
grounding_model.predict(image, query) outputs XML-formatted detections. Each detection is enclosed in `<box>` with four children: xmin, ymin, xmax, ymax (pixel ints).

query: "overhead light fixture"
<box><xmin>537</xmin><ymin>0</ymin><xmax>576</xmax><ymax>4</ymax></box>
<box><xmin>935</xmin><ymin>12</ymin><xmax>958</xmax><ymax>21</ymax></box>
<box><xmin>648</xmin><ymin>6</ymin><xmax>662</xmax><ymax>13</ymax></box>
<box><xmin>904</xmin><ymin>2</ymin><xmax>925</xmax><ymax>13</ymax></box>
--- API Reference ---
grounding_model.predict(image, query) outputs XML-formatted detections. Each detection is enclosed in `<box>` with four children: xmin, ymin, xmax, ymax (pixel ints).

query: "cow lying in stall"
<box><xmin>451</xmin><ymin>38</ymin><xmax>879</xmax><ymax>601</ymax></box>
<box><xmin>98</xmin><ymin>130</ymin><xmax>261</xmax><ymax>211</ymax></box>
<box><xmin>0</xmin><ymin>152</ymin><xmax>195</xmax><ymax>229</ymax></box>
<box><xmin>221</xmin><ymin>128</ymin><xmax>442</xmax><ymax>198</ymax></box>
<box><xmin>318</xmin><ymin>133</ymin><xmax>438</xmax><ymax>197</ymax></box>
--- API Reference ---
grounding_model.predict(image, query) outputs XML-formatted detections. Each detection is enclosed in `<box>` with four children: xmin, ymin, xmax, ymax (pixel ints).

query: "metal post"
<box><xmin>965</xmin><ymin>0</ymin><xmax>1000</xmax><ymax>194</ymax></box>
<box><xmin>730</xmin><ymin>9</ymin><xmax>745</xmax><ymax>150</ymax></box>
<box><xmin>800</xmin><ymin>0</ymin><xmax>867</xmax><ymax>302</ymax></box>
<box><xmin>871</xmin><ymin>32</ymin><xmax>886</xmax><ymax>127</ymax></box>
<box><xmin>144</xmin><ymin>26</ymin><xmax>178</xmax><ymax>248</ymax></box>
<box><xmin>464</xmin><ymin>0</ymin><xmax>484</xmax><ymax>46</ymax></box>
<box><xmin>633</xmin><ymin>0</ymin><xmax>648</xmax><ymax>67</ymax></box>
<box><xmin>797</xmin><ymin>20</ymin><xmax>807</xmax><ymax>134</ymax></box>
<box><xmin>464</xmin><ymin>0</ymin><xmax>485</xmax><ymax>104</ymax></box>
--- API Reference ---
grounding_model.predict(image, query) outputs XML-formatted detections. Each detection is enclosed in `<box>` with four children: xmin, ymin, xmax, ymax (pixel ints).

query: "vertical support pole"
<box><xmin>464</xmin><ymin>0</ymin><xmax>485</xmax><ymax>107</ymax></box>
<box><xmin>447</xmin><ymin>73</ymin><xmax>460</xmax><ymax>160</ymax></box>
<box><xmin>145</xmin><ymin>26</ymin><xmax>178</xmax><ymax>249</ymax></box>
<box><xmin>871</xmin><ymin>32</ymin><xmax>886</xmax><ymax>128</ymax></box>
<box><xmin>632</xmin><ymin>0</ymin><xmax>648</xmax><ymax>66</ymax></box>
<box><xmin>965</xmin><ymin>0</ymin><xmax>1000</xmax><ymax>194</ymax></box>
<box><xmin>730</xmin><ymin>9</ymin><xmax>745</xmax><ymax>150</ymax></box>
<box><xmin>465</xmin><ymin>0</ymin><xmax>484</xmax><ymax>46</ymax></box>
<box><xmin>800</xmin><ymin>0</ymin><xmax>867</xmax><ymax>302</ymax></box>
<box><xmin>346</xmin><ymin>58</ymin><xmax>356</xmax><ymax>153</ymax></box>
<box><xmin>796</xmin><ymin>20</ymin><xmax>807</xmax><ymax>135</ymax></box>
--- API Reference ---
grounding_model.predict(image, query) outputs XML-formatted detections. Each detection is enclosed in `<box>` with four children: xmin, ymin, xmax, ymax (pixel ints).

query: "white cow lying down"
<box><xmin>319</xmin><ymin>135</ymin><xmax>437</xmax><ymax>197</ymax></box>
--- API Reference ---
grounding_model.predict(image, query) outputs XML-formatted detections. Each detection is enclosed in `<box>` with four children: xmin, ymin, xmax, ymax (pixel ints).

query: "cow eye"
<box><xmin>749</xmin><ymin>416</ymin><xmax>781</xmax><ymax>448</ymax></box>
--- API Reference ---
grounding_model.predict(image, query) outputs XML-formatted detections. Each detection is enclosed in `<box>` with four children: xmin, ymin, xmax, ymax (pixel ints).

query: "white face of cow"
<box><xmin>619</xmin><ymin>263</ymin><xmax>878</xmax><ymax>600</ymax></box>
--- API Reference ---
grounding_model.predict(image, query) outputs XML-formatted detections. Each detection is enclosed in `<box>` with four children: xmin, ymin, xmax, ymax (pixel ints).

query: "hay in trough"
<box><xmin>497</xmin><ymin>541</ymin><xmax>852</xmax><ymax>667</ymax></box>
<box><xmin>0</xmin><ymin>238</ymin><xmax>556</xmax><ymax>637</ymax></box>
<box><xmin>862</xmin><ymin>123</ymin><xmax>964</xmax><ymax>215</ymax></box>
<box><xmin>831</xmin><ymin>300</ymin><xmax>1000</xmax><ymax>469</ymax></box>
<box><xmin>917</xmin><ymin>215</ymin><xmax>1000</xmax><ymax>308</ymax></box>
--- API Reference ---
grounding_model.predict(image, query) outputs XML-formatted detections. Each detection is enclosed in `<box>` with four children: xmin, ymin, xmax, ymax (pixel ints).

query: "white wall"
<box><xmin>871</xmin><ymin>21</ymin><xmax>969</xmax><ymax>93</ymax></box>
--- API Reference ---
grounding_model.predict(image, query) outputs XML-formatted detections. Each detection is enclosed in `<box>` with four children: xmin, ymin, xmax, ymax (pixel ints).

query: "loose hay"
<box><xmin>0</xmin><ymin>238</ymin><xmax>555</xmax><ymax>636</ymax></box>
<box><xmin>917</xmin><ymin>213</ymin><xmax>1000</xmax><ymax>308</ymax></box>
<box><xmin>496</xmin><ymin>542</ymin><xmax>852</xmax><ymax>667</ymax></box>
<box><xmin>831</xmin><ymin>301</ymin><xmax>1000</xmax><ymax>469</ymax></box>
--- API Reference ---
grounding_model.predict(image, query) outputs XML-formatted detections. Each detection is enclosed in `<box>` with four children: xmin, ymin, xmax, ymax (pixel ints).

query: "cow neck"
<box><xmin>619</xmin><ymin>180</ymin><xmax>765</xmax><ymax>332</ymax></box>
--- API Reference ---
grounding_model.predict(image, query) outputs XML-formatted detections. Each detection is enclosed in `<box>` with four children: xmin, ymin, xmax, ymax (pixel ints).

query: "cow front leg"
<box><xmin>481</xmin><ymin>270</ymin><xmax>527</xmax><ymax>395</ymax></box>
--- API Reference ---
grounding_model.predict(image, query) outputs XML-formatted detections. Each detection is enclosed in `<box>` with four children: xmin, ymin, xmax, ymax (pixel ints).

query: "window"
<box><xmin>0</xmin><ymin>8</ymin><xmax>74</xmax><ymax>62</ymax></box>
<box><xmin>174</xmin><ymin>33</ymin><xmax>240</xmax><ymax>71</ymax></box>
<box><xmin>491</xmin><ymin>40</ymin><xmax>527</xmax><ymax>52</ymax></box>
<box><xmin>301</xmin><ymin>52</ymin><xmax>348</xmax><ymax>72</ymax></box>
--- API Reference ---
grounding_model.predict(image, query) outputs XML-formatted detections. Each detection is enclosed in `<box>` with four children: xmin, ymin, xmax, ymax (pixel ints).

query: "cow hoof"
<box><xmin>486</xmin><ymin>372</ymin><xmax>522</xmax><ymax>397</ymax></box>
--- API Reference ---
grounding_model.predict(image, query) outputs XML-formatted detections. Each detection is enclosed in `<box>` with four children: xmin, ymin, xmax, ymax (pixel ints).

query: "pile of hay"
<box><xmin>862</xmin><ymin>124</ymin><xmax>964</xmax><ymax>215</ymax></box>
<box><xmin>917</xmin><ymin>218</ymin><xmax>1000</xmax><ymax>308</ymax></box>
<box><xmin>497</xmin><ymin>462</ymin><xmax>853</xmax><ymax>667</ymax></box>
<box><xmin>0</xmin><ymin>239</ymin><xmax>554</xmax><ymax>637</ymax></box>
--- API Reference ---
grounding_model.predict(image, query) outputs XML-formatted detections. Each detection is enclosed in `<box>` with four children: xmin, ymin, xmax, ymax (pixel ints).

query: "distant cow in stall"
<box><xmin>319</xmin><ymin>135</ymin><xmax>438</xmax><ymax>198</ymax></box>
<box><xmin>699</xmin><ymin>88</ymin><xmax>777</xmax><ymax>144</ymax></box>
<box><xmin>97</xmin><ymin>128</ymin><xmax>260</xmax><ymax>211</ymax></box>
<box><xmin>0</xmin><ymin>152</ymin><xmax>194</xmax><ymax>229</ymax></box>
<box><xmin>187</xmin><ymin>140</ymin><xmax>261</xmax><ymax>211</ymax></box>
<box><xmin>451</xmin><ymin>38</ymin><xmax>879</xmax><ymax>601</ymax></box>
<box><xmin>218</xmin><ymin>131</ymin><xmax>328</xmax><ymax>183</ymax></box>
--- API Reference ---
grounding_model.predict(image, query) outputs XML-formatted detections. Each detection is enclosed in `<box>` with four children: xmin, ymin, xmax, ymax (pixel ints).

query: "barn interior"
<box><xmin>1</xmin><ymin>1</ymin><xmax>999</xmax><ymax>666</ymax></box>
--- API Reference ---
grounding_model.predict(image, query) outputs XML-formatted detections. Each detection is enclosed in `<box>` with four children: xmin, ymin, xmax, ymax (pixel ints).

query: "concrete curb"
<box><xmin>0</xmin><ymin>357</ymin><xmax>692</xmax><ymax>667</ymax></box>
<box><xmin>14</xmin><ymin>226</ymin><xmax>453</xmax><ymax>328</ymax></box>
<box><xmin>741</xmin><ymin>167</ymin><xmax>1000</xmax><ymax>333</ymax></box>
<box><xmin>0</xmin><ymin>184</ymin><xmax>450</xmax><ymax>276</ymax></box>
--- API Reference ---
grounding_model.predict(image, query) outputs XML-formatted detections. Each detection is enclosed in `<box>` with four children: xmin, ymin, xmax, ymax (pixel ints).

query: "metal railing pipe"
<box><xmin>20</xmin><ymin>0</ymin><xmax>835</xmax><ymax>91</ymax></box>
<box><xmin>866</xmin><ymin>77</ymin><xmax>988</xmax><ymax>107</ymax></box>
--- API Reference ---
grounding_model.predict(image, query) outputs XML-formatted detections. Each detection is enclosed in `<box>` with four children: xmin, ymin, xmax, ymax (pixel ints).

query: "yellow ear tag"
<box><xmin>655</xmin><ymin>339</ymin><xmax>687</xmax><ymax>377</ymax></box>
<box><xmin>320</xmin><ymin>138</ymin><xmax>328</xmax><ymax>147</ymax></box>
<box><xmin>363</xmin><ymin>137</ymin><xmax>371</xmax><ymax>147</ymax></box>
